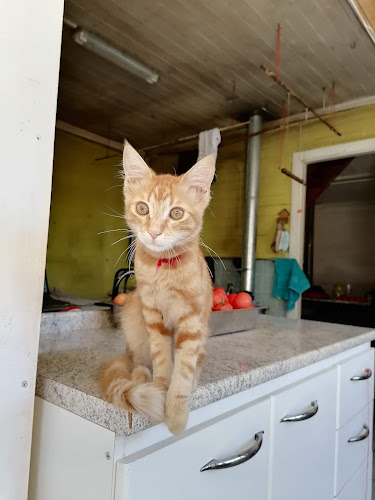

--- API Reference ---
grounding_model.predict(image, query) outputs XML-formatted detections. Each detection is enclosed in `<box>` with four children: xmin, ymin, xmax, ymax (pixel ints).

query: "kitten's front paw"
<box><xmin>165</xmin><ymin>392</ymin><xmax>189</xmax><ymax>436</ymax></box>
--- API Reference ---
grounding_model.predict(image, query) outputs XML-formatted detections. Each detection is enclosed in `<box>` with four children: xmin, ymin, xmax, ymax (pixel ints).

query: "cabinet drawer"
<box><xmin>337</xmin><ymin>348</ymin><xmax>374</xmax><ymax>428</ymax></box>
<box><xmin>335</xmin><ymin>403</ymin><xmax>373</xmax><ymax>496</ymax></box>
<box><xmin>270</xmin><ymin>368</ymin><xmax>337</xmax><ymax>500</ymax></box>
<box><xmin>115</xmin><ymin>398</ymin><xmax>270</xmax><ymax>500</ymax></box>
<box><xmin>336</xmin><ymin>453</ymin><xmax>372</xmax><ymax>500</ymax></box>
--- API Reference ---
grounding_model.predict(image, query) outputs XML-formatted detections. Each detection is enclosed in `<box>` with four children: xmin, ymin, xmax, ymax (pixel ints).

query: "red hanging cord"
<box><xmin>275</xmin><ymin>24</ymin><xmax>281</xmax><ymax>81</ymax></box>
<box><xmin>330</xmin><ymin>81</ymin><xmax>335</xmax><ymax>123</ymax></box>
<box><xmin>278</xmin><ymin>100</ymin><xmax>286</xmax><ymax>170</ymax></box>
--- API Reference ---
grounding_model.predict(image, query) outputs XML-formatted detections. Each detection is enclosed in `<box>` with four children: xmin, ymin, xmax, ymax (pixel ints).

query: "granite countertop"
<box><xmin>36</xmin><ymin>314</ymin><xmax>375</xmax><ymax>436</ymax></box>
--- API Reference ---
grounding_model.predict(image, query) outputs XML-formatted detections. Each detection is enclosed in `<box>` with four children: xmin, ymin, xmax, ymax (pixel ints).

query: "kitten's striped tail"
<box><xmin>99</xmin><ymin>355</ymin><xmax>165</xmax><ymax>424</ymax></box>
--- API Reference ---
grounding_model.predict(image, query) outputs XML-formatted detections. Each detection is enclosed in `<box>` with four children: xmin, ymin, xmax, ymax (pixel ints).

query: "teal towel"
<box><xmin>273</xmin><ymin>259</ymin><xmax>310</xmax><ymax>312</ymax></box>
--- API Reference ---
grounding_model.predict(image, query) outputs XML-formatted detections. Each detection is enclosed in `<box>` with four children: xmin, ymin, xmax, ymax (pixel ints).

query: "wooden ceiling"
<box><xmin>58</xmin><ymin>0</ymin><xmax>375</xmax><ymax>148</ymax></box>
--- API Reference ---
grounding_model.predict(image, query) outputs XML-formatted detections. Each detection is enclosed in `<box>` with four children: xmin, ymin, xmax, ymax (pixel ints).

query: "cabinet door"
<box><xmin>29</xmin><ymin>398</ymin><xmax>114</xmax><ymax>500</ymax></box>
<box><xmin>116</xmin><ymin>398</ymin><xmax>270</xmax><ymax>500</ymax></box>
<box><xmin>269</xmin><ymin>368</ymin><xmax>337</xmax><ymax>500</ymax></box>
<box><xmin>337</xmin><ymin>348</ymin><xmax>374</xmax><ymax>428</ymax></box>
<box><xmin>336</xmin><ymin>454</ymin><xmax>372</xmax><ymax>500</ymax></box>
<box><xmin>335</xmin><ymin>403</ymin><xmax>373</xmax><ymax>495</ymax></box>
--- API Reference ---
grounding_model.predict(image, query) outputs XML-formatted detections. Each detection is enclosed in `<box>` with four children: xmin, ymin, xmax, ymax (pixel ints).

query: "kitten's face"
<box><xmin>122</xmin><ymin>143</ymin><xmax>215</xmax><ymax>254</ymax></box>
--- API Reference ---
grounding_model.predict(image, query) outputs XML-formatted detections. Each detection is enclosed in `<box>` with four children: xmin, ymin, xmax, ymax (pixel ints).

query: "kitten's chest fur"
<box><xmin>134</xmin><ymin>250</ymin><xmax>210</xmax><ymax>331</ymax></box>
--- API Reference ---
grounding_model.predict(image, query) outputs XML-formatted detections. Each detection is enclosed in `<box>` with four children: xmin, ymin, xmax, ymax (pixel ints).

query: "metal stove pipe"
<box><xmin>241</xmin><ymin>111</ymin><xmax>263</xmax><ymax>293</ymax></box>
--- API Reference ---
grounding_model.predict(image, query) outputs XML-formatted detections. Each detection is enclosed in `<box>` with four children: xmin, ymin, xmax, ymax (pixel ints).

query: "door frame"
<box><xmin>0</xmin><ymin>1</ymin><xmax>64</xmax><ymax>498</ymax></box>
<box><xmin>288</xmin><ymin>137</ymin><xmax>375</xmax><ymax>319</ymax></box>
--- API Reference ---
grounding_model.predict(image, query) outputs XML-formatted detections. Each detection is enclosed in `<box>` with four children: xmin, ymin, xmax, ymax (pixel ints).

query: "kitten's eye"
<box><xmin>170</xmin><ymin>207</ymin><xmax>184</xmax><ymax>220</ymax></box>
<box><xmin>136</xmin><ymin>202</ymin><xmax>149</xmax><ymax>215</ymax></box>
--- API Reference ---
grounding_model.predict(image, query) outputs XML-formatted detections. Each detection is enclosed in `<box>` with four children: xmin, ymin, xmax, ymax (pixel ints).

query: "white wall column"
<box><xmin>0</xmin><ymin>1</ymin><xmax>64</xmax><ymax>498</ymax></box>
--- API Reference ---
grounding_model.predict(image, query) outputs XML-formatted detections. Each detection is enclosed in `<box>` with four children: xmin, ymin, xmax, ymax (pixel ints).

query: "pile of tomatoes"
<box><xmin>212</xmin><ymin>287</ymin><xmax>254</xmax><ymax>311</ymax></box>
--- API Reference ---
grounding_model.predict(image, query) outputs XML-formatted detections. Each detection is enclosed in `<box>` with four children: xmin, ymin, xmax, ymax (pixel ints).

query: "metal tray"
<box><xmin>209</xmin><ymin>307</ymin><xmax>264</xmax><ymax>337</ymax></box>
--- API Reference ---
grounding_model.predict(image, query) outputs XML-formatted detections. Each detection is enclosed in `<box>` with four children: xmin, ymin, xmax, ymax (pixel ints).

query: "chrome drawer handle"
<box><xmin>280</xmin><ymin>400</ymin><xmax>318</xmax><ymax>423</ymax></box>
<box><xmin>348</xmin><ymin>425</ymin><xmax>370</xmax><ymax>443</ymax></box>
<box><xmin>351</xmin><ymin>369</ymin><xmax>372</xmax><ymax>381</ymax></box>
<box><xmin>200</xmin><ymin>431</ymin><xmax>264</xmax><ymax>472</ymax></box>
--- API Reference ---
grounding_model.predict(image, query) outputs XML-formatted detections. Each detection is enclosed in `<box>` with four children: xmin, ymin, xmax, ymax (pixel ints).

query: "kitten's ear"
<box><xmin>182</xmin><ymin>154</ymin><xmax>216</xmax><ymax>199</ymax></box>
<box><xmin>122</xmin><ymin>140</ymin><xmax>152</xmax><ymax>189</ymax></box>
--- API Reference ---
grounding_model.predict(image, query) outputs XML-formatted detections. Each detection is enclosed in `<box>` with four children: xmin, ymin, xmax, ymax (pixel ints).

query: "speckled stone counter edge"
<box><xmin>35</xmin><ymin>329</ymin><xmax>375</xmax><ymax>437</ymax></box>
<box><xmin>40</xmin><ymin>309</ymin><xmax>113</xmax><ymax>334</ymax></box>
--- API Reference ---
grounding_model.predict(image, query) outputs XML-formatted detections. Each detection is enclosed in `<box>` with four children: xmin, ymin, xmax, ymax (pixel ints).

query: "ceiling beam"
<box><xmin>55</xmin><ymin>120</ymin><xmax>123</xmax><ymax>151</ymax></box>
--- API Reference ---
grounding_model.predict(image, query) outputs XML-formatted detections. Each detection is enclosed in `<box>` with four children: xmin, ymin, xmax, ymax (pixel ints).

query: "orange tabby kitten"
<box><xmin>100</xmin><ymin>141</ymin><xmax>215</xmax><ymax>435</ymax></box>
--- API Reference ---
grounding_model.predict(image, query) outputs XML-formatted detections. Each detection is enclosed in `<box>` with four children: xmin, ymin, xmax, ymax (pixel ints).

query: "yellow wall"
<box><xmin>257</xmin><ymin>104</ymin><xmax>375</xmax><ymax>258</ymax></box>
<box><xmin>47</xmin><ymin>130</ymin><xmax>125</xmax><ymax>299</ymax></box>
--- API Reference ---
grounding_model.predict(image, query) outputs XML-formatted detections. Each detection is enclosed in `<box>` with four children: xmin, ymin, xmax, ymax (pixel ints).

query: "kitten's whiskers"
<box><xmin>114</xmin><ymin>247</ymin><xmax>129</xmax><ymax>267</ymax></box>
<box><xmin>199</xmin><ymin>237</ymin><xmax>226</xmax><ymax>270</ymax></box>
<box><xmin>97</xmin><ymin>228</ymin><xmax>132</xmax><ymax>234</ymax></box>
<box><xmin>105</xmin><ymin>184</ymin><xmax>123</xmax><ymax>192</ymax></box>
<box><xmin>98</xmin><ymin>210</ymin><xmax>123</xmax><ymax>219</ymax></box>
<box><xmin>111</xmin><ymin>234</ymin><xmax>134</xmax><ymax>246</ymax></box>
<box><xmin>105</xmin><ymin>204</ymin><xmax>125</xmax><ymax>218</ymax></box>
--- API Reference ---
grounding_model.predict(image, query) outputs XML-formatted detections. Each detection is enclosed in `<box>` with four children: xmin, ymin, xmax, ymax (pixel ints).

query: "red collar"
<box><xmin>157</xmin><ymin>256</ymin><xmax>180</xmax><ymax>268</ymax></box>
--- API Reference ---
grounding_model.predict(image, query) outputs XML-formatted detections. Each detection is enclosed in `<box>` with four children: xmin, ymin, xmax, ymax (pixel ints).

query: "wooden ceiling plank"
<box><xmin>222</xmin><ymin>0</ymin><xmax>340</xmax><ymax>93</ymax></box>
<box><xmin>57</xmin><ymin>63</ymin><xmax>251</xmax><ymax>146</ymax></box>
<box><xmin>60</xmin><ymin>25</ymin><xmax>243</xmax><ymax>130</ymax></box>
<box><xmin>167</xmin><ymin>0</ymin><xmax>310</xmax><ymax>110</ymax></box>
<box><xmin>244</xmin><ymin>0</ymin><xmax>354</xmax><ymax>102</ymax></box>
<box><xmin>158</xmin><ymin>9</ymin><xmax>280</xmax><ymax>109</ymax></box>
<box><xmin>57</xmin><ymin>70</ymin><xmax>234</xmax><ymax>143</ymax></box>
<box><xmin>59</xmin><ymin>50</ymin><xmax>218</xmax><ymax>129</ymax></box>
<box><xmin>57</xmin><ymin>48</ymin><xmax>214</xmax><ymax>129</ymax></box>
<box><xmin>64</xmin><ymin>3</ymin><xmax>237</xmax><ymax>108</ymax></box>
<box><xmin>167</xmin><ymin>0</ymin><xmax>303</xmax><ymax>104</ymax></box>
<box><xmin>62</xmin><ymin>5</ymin><xmax>284</xmax><ymax>134</ymax></box>
<box><xmin>252</xmin><ymin>0</ymin><xmax>374</xmax><ymax>97</ymax></box>
<box><xmin>57</xmin><ymin>91</ymin><xmax>195</xmax><ymax>146</ymax></box>
<box><xmin>188</xmin><ymin>0</ymin><xmax>330</xmax><ymax>103</ymax></box>
<box><xmin>67</xmin><ymin>0</ymin><xmax>287</xmax><ymax>109</ymax></box>
<box><xmin>296</xmin><ymin>0</ymin><xmax>375</xmax><ymax>91</ymax></box>
<box><xmin>309</xmin><ymin>0</ymin><xmax>375</xmax><ymax>88</ymax></box>
<box><xmin>67</xmin><ymin>0</ymin><xmax>266</xmax><ymax>105</ymax></box>
<box><xmin>318</xmin><ymin>0</ymin><xmax>375</xmax><ymax>79</ymax></box>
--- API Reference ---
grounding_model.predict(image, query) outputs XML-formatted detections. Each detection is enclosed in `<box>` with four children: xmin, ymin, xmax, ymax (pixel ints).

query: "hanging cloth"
<box><xmin>197</xmin><ymin>128</ymin><xmax>221</xmax><ymax>162</ymax></box>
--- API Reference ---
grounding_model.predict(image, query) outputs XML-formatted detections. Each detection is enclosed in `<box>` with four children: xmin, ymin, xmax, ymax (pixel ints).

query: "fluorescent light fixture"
<box><xmin>73</xmin><ymin>28</ymin><xmax>159</xmax><ymax>84</ymax></box>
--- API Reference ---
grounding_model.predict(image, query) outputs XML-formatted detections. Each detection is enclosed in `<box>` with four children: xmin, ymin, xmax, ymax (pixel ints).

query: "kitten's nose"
<box><xmin>148</xmin><ymin>230</ymin><xmax>161</xmax><ymax>240</ymax></box>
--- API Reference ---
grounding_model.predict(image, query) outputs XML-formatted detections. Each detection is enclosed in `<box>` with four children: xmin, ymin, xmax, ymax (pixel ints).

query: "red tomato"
<box><xmin>212</xmin><ymin>287</ymin><xmax>228</xmax><ymax>306</ymax></box>
<box><xmin>227</xmin><ymin>293</ymin><xmax>237</xmax><ymax>305</ymax></box>
<box><xmin>213</xmin><ymin>302</ymin><xmax>233</xmax><ymax>311</ymax></box>
<box><xmin>213</xmin><ymin>287</ymin><xmax>227</xmax><ymax>300</ymax></box>
<box><xmin>232</xmin><ymin>292</ymin><xmax>253</xmax><ymax>309</ymax></box>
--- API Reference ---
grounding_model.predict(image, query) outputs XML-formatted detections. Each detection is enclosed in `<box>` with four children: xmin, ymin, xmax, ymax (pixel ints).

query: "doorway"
<box><xmin>289</xmin><ymin>138</ymin><xmax>375</xmax><ymax>320</ymax></box>
<box><xmin>302</xmin><ymin>155</ymin><xmax>375</xmax><ymax>327</ymax></box>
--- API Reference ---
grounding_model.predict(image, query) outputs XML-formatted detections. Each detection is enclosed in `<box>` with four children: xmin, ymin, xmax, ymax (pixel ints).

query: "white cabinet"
<box><xmin>269</xmin><ymin>368</ymin><xmax>337</xmax><ymax>500</ymax></box>
<box><xmin>116</xmin><ymin>398</ymin><xmax>271</xmax><ymax>500</ymax></box>
<box><xmin>30</xmin><ymin>345</ymin><xmax>375</xmax><ymax>500</ymax></box>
